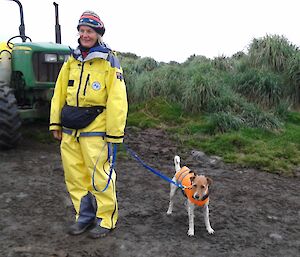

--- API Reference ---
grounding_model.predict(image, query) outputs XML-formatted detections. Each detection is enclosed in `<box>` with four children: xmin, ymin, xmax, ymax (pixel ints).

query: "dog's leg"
<box><xmin>203</xmin><ymin>203</ymin><xmax>214</xmax><ymax>234</ymax></box>
<box><xmin>167</xmin><ymin>178</ymin><xmax>177</xmax><ymax>215</ymax></box>
<box><xmin>187</xmin><ymin>201</ymin><xmax>195</xmax><ymax>236</ymax></box>
<box><xmin>167</xmin><ymin>156</ymin><xmax>181</xmax><ymax>215</ymax></box>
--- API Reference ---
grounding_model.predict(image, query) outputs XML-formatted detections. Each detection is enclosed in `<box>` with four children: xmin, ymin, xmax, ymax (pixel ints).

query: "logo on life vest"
<box><xmin>92</xmin><ymin>81</ymin><xmax>101</xmax><ymax>91</ymax></box>
<box><xmin>116</xmin><ymin>72</ymin><xmax>124</xmax><ymax>81</ymax></box>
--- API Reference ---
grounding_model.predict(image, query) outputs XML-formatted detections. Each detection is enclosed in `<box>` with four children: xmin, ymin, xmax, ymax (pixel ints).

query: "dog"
<box><xmin>167</xmin><ymin>155</ymin><xmax>214</xmax><ymax>236</ymax></box>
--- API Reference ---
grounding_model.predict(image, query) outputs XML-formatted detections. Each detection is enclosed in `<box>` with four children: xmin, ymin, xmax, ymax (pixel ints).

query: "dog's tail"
<box><xmin>174</xmin><ymin>155</ymin><xmax>181</xmax><ymax>172</ymax></box>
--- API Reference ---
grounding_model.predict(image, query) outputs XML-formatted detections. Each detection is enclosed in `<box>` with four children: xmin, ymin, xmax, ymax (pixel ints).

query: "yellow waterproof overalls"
<box><xmin>49</xmin><ymin>45</ymin><xmax>128</xmax><ymax>229</ymax></box>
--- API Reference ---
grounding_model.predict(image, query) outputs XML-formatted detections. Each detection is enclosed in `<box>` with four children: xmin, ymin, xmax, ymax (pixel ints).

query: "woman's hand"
<box><xmin>52</xmin><ymin>130</ymin><xmax>62</xmax><ymax>141</ymax></box>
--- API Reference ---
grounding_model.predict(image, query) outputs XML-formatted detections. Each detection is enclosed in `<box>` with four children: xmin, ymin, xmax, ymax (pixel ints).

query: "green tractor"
<box><xmin>0</xmin><ymin>0</ymin><xmax>70</xmax><ymax>149</ymax></box>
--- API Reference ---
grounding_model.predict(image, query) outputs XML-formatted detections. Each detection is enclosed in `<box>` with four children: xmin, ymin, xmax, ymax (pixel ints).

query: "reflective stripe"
<box><xmin>62</xmin><ymin>128</ymin><xmax>73</xmax><ymax>135</ymax></box>
<box><xmin>80</xmin><ymin>132</ymin><xmax>106</xmax><ymax>137</ymax></box>
<box><xmin>62</xmin><ymin>128</ymin><xmax>106</xmax><ymax>137</ymax></box>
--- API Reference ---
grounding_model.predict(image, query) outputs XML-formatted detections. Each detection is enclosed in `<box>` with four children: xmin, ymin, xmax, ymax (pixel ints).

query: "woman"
<box><xmin>49</xmin><ymin>10</ymin><xmax>128</xmax><ymax>239</ymax></box>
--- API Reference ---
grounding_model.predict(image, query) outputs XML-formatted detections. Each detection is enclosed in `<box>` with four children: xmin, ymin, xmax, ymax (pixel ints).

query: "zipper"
<box><xmin>83</xmin><ymin>74</ymin><xmax>90</xmax><ymax>96</ymax></box>
<box><xmin>76</xmin><ymin>62</ymin><xmax>85</xmax><ymax>106</ymax></box>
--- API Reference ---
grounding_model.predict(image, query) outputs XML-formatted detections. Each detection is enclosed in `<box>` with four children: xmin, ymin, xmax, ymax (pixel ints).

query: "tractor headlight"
<box><xmin>44</xmin><ymin>53</ymin><xmax>57</xmax><ymax>62</ymax></box>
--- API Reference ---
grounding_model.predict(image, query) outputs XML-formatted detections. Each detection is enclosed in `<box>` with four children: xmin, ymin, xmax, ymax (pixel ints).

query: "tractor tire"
<box><xmin>0</xmin><ymin>85</ymin><xmax>21</xmax><ymax>149</ymax></box>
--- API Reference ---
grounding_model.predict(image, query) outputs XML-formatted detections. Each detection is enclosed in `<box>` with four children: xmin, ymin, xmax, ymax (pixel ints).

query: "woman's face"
<box><xmin>78</xmin><ymin>25</ymin><xmax>98</xmax><ymax>48</ymax></box>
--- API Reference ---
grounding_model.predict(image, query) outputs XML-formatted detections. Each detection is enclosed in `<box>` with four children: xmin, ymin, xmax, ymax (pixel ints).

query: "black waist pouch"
<box><xmin>61</xmin><ymin>105</ymin><xmax>105</xmax><ymax>129</ymax></box>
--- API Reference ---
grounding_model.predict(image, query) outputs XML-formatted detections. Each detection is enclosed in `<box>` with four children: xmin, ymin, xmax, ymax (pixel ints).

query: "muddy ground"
<box><xmin>0</xmin><ymin>123</ymin><xmax>299</xmax><ymax>257</ymax></box>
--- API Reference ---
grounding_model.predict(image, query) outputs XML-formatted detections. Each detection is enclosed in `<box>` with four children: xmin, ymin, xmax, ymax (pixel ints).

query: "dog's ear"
<box><xmin>190</xmin><ymin>175</ymin><xmax>196</xmax><ymax>184</ymax></box>
<box><xmin>206</xmin><ymin>176</ymin><xmax>213</xmax><ymax>185</ymax></box>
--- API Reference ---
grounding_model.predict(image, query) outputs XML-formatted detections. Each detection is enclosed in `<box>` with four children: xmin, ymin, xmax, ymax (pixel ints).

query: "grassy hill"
<box><xmin>120</xmin><ymin>35</ymin><xmax>300</xmax><ymax>175</ymax></box>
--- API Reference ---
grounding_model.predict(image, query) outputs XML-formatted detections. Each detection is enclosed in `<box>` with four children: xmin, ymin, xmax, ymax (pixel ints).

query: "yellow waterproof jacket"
<box><xmin>49</xmin><ymin>44</ymin><xmax>128</xmax><ymax>143</ymax></box>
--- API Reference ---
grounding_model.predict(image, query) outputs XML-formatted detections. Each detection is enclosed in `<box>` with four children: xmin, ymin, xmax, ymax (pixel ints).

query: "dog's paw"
<box><xmin>207</xmin><ymin>227</ymin><xmax>215</xmax><ymax>234</ymax></box>
<box><xmin>187</xmin><ymin>229</ymin><xmax>194</xmax><ymax>237</ymax></box>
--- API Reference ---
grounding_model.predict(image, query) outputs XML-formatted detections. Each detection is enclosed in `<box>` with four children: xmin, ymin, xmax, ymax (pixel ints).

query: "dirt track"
<box><xmin>0</xmin><ymin>123</ymin><xmax>299</xmax><ymax>257</ymax></box>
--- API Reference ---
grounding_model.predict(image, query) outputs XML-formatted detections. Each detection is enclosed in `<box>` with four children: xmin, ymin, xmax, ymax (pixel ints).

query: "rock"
<box><xmin>269</xmin><ymin>233</ymin><xmax>283</xmax><ymax>240</ymax></box>
<box><xmin>191</xmin><ymin>150</ymin><xmax>222</xmax><ymax>167</ymax></box>
<box><xmin>267</xmin><ymin>215</ymin><xmax>279</xmax><ymax>221</ymax></box>
<box><xmin>191</xmin><ymin>150</ymin><xmax>206</xmax><ymax>158</ymax></box>
<box><xmin>209</xmin><ymin>155</ymin><xmax>222</xmax><ymax>166</ymax></box>
<box><xmin>190</xmin><ymin>150</ymin><xmax>209</xmax><ymax>163</ymax></box>
<box><xmin>294</xmin><ymin>166</ymin><xmax>300</xmax><ymax>177</ymax></box>
<box><xmin>5</xmin><ymin>198</ymin><xmax>12</xmax><ymax>203</ymax></box>
<box><xmin>16</xmin><ymin>192</ymin><xmax>28</xmax><ymax>199</ymax></box>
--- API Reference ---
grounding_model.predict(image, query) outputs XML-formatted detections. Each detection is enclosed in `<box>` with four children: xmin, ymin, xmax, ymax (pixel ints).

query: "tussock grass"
<box><xmin>234</xmin><ymin>68</ymin><xmax>284</xmax><ymax>107</ymax></box>
<box><xmin>248</xmin><ymin>34</ymin><xmax>296</xmax><ymax>72</ymax></box>
<box><xmin>182</xmin><ymin>73</ymin><xmax>217</xmax><ymax>113</ymax></box>
<box><xmin>123</xmin><ymin>36</ymin><xmax>298</xmax><ymax>133</ymax></box>
<box><xmin>121</xmin><ymin>34</ymin><xmax>300</xmax><ymax>174</ymax></box>
<box><xmin>127</xmin><ymin>99</ymin><xmax>300</xmax><ymax>175</ymax></box>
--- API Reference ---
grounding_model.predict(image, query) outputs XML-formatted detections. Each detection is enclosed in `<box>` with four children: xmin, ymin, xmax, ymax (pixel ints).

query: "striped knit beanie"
<box><xmin>77</xmin><ymin>10</ymin><xmax>105</xmax><ymax>36</ymax></box>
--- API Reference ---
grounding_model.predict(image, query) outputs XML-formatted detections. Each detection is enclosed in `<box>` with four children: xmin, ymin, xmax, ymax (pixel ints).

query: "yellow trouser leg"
<box><xmin>61</xmin><ymin>133</ymin><xmax>95</xmax><ymax>223</ymax></box>
<box><xmin>80</xmin><ymin>136</ymin><xmax>118</xmax><ymax>229</ymax></box>
<box><xmin>61</xmin><ymin>133</ymin><xmax>118</xmax><ymax>229</ymax></box>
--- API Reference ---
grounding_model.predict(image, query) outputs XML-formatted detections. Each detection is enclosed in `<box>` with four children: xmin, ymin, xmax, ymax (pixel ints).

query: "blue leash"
<box><xmin>123</xmin><ymin>143</ymin><xmax>184</xmax><ymax>189</ymax></box>
<box><xmin>93</xmin><ymin>143</ymin><xmax>117</xmax><ymax>192</ymax></box>
<box><xmin>102</xmin><ymin>143</ymin><xmax>117</xmax><ymax>192</ymax></box>
<box><xmin>93</xmin><ymin>142</ymin><xmax>184</xmax><ymax>192</ymax></box>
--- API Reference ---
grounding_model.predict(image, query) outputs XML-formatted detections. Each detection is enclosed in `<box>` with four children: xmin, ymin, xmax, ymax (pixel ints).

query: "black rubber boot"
<box><xmin>68</xmin><ymin>222</ymin><xmax>95</xmax><ymax>235</ymax></box>
<box><xmin>88</xmin><ymin>226</ymin><xmax>111</xmax><ymax>239</ymax></box>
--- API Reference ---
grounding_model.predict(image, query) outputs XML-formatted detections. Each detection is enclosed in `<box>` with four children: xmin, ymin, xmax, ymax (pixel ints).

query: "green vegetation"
<box><xmin>127</xmin><ymin>99</ymin><xmax>300</xmax><ymax>175</ymax></box>
<box><xmin>119</xmin><ymin>34</ymin><xmax>300</xmax><ymax>175</ymax></box>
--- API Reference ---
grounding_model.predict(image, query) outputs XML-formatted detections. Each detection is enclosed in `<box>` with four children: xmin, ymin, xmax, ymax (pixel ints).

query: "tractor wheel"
<box><xmin>0</xmin><ymin>85</ymin><xmax>21</xmax><ymax>149</ymax></box>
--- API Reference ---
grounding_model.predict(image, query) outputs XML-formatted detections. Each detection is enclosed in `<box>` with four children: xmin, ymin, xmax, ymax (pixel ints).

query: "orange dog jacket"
<box><xmin>175</xmin><ymin>166</ymin><xmax>209</xmax><ymax>207</ymax></box>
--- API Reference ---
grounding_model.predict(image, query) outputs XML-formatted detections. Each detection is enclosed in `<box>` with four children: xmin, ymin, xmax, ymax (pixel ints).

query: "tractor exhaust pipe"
<box><xmin>53</xmin><ymin>2</ymin><xmax>61</xmax><ymax>44</ymax></box>
<box><xmin>10</xmin><ymin>0</ymin><xmax>26</xmax><ymax>42</ymax></box>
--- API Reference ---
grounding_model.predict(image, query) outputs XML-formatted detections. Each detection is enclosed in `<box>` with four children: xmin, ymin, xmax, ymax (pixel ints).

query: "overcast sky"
<box><xmin>1</xmin><ymin>0</ymin><xmax>299</xmax><ymax>63</ymax></box>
